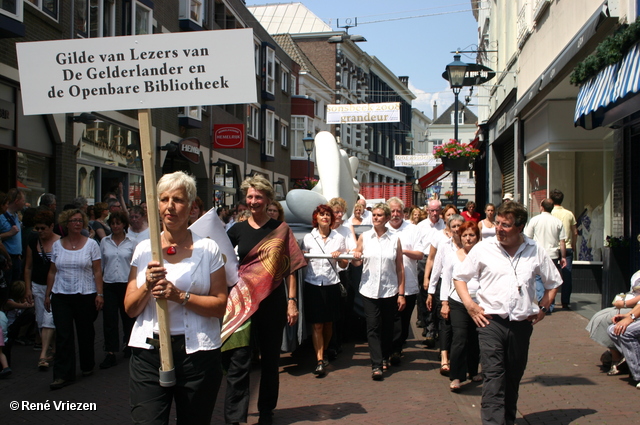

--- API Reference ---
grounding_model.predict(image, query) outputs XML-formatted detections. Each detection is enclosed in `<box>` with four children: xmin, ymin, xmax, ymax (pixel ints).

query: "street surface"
<box><xmin>0</xmin><ymin>295</ymin><xmax>637</xmax><ymax>424</ymax></box>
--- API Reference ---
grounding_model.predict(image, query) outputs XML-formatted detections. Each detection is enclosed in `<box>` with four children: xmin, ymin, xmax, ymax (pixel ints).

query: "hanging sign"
<box><xmin>16</xmin><ymin>29</ymin><xmax>257</xmax><ymax>115</ymax></box>
<box><xmin>213</xmin><ymin>123</ymin><xmax>245</xmax><ymax>149</ymax></box>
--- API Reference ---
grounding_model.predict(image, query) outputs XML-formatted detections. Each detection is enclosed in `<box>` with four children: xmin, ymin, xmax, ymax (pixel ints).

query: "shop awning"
<box><xmin>514</xmin><ymin>1</ymin><xmax>614</xmax><ymax>119</ymax></box>
<box><xmin>574</xmin><ymin>41</ymin><xmax>640</xmax><ymax>129</ymax></box>
<box><xmin>417</xmin><ymin>137</ymin><xmax>479</xmax><ymax>190</ymax></box>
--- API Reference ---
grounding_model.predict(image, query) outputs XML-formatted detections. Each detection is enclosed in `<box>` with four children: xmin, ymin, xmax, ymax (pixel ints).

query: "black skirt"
<box><xmin>304</xmin><ymin>281</ymin><xmax>341</xmax><ymax>324</ymax></box>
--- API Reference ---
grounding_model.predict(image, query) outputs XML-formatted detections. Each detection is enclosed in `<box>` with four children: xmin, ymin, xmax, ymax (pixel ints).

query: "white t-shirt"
<box><xmin>453</xmin><ymin>236</ymin><xmax>562</xmax><ymax>321</ymax></box>
<box><xmin>128</xmin><ymin>233</ymin><xmax>225</xmax><ymax>354</ymax></box>
<box><xmin>359</xmin><ymin>229</ymin><xmax>400</xmax><ymax>299</ymax></box>
<box><xmin>51</xmin><ymin>238</ymin><xmax>101</xmax><ymax>295</ymax></box>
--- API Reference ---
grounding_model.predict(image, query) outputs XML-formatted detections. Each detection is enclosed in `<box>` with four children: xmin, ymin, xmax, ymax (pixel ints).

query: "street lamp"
<box><xmin>445</xmin><ymin>53</ymin><xmax>468</xmax><ymax>208</ymax></box>
<box><xmin>303</xmin><ymin>132</ymin><xmax>315</xmax><ymax>180</ymax></box>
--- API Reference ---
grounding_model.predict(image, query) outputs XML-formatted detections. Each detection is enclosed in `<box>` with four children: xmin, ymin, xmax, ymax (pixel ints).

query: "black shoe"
<box><xmin>325</xmin><ymin>348</ymin><xmax>338</xmax><ymax>361</ymax></box>
<box><xmin>100</xmin><ymin>353</ymin><xmax>117</xmax><ymax>369</ymax></box>
<box><xmin>313</xmin><ymin>361</ymin><xmax>326</xmax><ymax>376</ymax></box>
<box><xmin>50</xmin><ymin>378</ymin><xmax>73</xmax><ymax>390</ymax></box>
<box><xmin>424</xmin><ymin>337</ymin><xmax>436</xmax><ymax>348</ymax></box>
<box><xmin>82</xmin><ymin>370</ymin><xmax>94</xmax><ymax>377</ymax></box>
<box><xmin>562</xmin><ymin>304</ymin><xmax>572</xmax><ymax>310</ymax></box>
<box><xmin>0</xmin><ymin>367</ymin><xmax>12</xmax><ymax>379</ymax></box>
<box><xmin>372</xmin><ymin>367</ymin><xmax>383</xmax><ymax>381</ymax></box>
<box><xmin>390</xmin><ymin>352</ymin><xmax>401</xmax><ymax>366</ymax></box>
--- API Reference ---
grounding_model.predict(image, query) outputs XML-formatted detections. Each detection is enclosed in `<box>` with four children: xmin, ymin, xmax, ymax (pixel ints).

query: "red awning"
<box><xmin>417</xmin><ymin>136</ymin><xmax>479</xmax><ymax>190</ymax></box>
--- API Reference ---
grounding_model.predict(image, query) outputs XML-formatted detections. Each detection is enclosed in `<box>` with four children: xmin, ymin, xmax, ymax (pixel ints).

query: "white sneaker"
<box><xmin>636</xmin><ymin>382</ymin><xmax>640</xmax><ymax>390</ymax></box>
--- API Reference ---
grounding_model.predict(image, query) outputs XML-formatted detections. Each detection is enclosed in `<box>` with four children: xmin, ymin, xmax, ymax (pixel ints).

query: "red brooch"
<box><xmin>167</xmin><ymin>246</ymin><xmax>177</xmax><ymax>255</ymax></box>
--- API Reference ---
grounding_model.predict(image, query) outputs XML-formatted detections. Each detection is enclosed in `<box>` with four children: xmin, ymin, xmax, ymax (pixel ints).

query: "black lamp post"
<box><xmin>303</xmin><ymin>132</ymin><xmax>315</xmax><ymax>180</ymax></box>
<box><xmin>445</xmin><ymin>54</ymin><xmax>468</xmax><ymax>208</ymax></box>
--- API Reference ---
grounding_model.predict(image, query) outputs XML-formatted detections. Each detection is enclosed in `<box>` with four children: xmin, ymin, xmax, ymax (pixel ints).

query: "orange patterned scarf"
<box><xmin>220</xmin><ymin>222</ymin><xmax>306</xmax><ymax>342</ymax></box>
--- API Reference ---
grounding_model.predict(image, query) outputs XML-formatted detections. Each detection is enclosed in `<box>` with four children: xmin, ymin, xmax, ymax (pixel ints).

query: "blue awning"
<box><xmin>574</xmin><ymin>41</ymin><xmax>640</xmax><ymax>129</ymax></box>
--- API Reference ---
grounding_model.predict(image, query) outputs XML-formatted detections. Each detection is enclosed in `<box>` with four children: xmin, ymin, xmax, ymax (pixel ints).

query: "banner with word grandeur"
<box><xmin>16</xmin><ymin>29</ymin><xmax>257</xmax><ymax>115</ymax></box>
<box><xmin>394</xmin><ymin>154</ymin><xmax>439</xmax><ymax>167</ymax></box>
<box><xmin>326</xmin><ymin>102</ymin><xmax>400</xmax><ymax>124</ymax></box>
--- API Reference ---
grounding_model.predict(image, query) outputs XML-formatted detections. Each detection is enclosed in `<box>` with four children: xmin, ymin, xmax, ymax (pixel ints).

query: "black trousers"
<box><xmin>129</xmin><ymin>338</ymin><xmax>222</xmax><ymax>425</ymax></box>
<box><xmin>392</xmin><ymin>294</ymin><xmax>417</xmax><ymax>353</ymax></box>
<box><xmin>363</xmin><ymin>294</ymin><xmax>397</xmax><ymax>369</ymax></box>
<box><xmin>448</xmin><ymin>298</ymin><xmax>480</xmax><ymax>381</ymax></box>
<box><xmin>223</xmin><ymin>284</ymin><xmax>287</xmax><ymax>422</ymax></box>
<box><xmin>102</xmin><ymin>282</ymin><xmax>135</xmax><ymax>353</ymax></box>
<box><xmin>51</xmin><ymin>293</ymin><xmax>98</xmax><ymax>381</ymax></box>
<box><xmin>478</xmin><ymin>316</ymin><xmax>533</xmax><ymax>425</ymax></box>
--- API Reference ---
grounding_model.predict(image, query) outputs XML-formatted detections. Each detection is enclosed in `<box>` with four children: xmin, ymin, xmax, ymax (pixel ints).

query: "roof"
<box><xmin>247</xmin><ymin>3</ymin><xmax>332</xmax><ymax>34</ymax></box>
<box><xmin>272</xmin><ymin>34</ymin><xmax>328</xmax><ymax>86</ymax></box>
<box><xmin>432</xmin><ymin>103</ymin><xmax>478</xmax><ymax>125</ymax></box>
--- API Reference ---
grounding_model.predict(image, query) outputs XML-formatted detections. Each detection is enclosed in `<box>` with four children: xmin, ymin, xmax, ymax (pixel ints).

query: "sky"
<box><xmin>244</xmin><ymin>0</ymin><xmax>481</xmax><ymax>120</ymax></box>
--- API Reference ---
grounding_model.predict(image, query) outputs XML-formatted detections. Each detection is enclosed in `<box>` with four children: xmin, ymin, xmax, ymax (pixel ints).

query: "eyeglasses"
<box><xmin>34</xmin><ymin>226</ymin><xmax>48</xmax><ymax>231</ymax></box>
<box><xmin>68</xmin><ymin>219</ymin><xmax>84</xmax><ymax>224</ymax></box>
<box><xmin>495</xmin><ymin>221</ymin><xmax>514</xmax><ymax>229</ymax></box>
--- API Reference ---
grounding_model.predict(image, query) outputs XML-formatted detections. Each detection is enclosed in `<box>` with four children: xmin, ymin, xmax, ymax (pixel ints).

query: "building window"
<box><xmin>281</xmin><ymin>68</ymin><xmax>289</xmax><ymax>93</ymax></box>
<box><xmin>265</xmin><ymin>46</ymin><xmax>275</xmax><ymax>95</ymax></box>
<box><xmin>265</xmin><ymin>109</ymin><xmax>275</xmax><ymax>157</ymax></box>
<box><xmin>129</xmin><ymin>0</ymin><xmax>153</xmax><ymax>35</ymax></box>
<box><xmin>292</xmin><ymin>116</ymin><xmax>312</xmax><ymax>157</ymax></box>
<box><xmin>280</xmin><ymin>122</ymin><xmax>288</xmax><ymax>147</ymax></box>
<box><xmin>178</xmin><ymin>106</ymin><xmax>201</xmax><ymax>121</ymax></box>
<box><xmin>1</xmin><ymin>1</ymin><xmax>23</xmax><ymax>20</ymax></box>
<box><xmin>450</xmin><ymin>111</ymin><xmax>464</xmax><ymax>125</ymax></box>
<box><xmin>290</xmin><ymin>74</ymin><xmax>297</xmax><ymax>95</ymax></box>
<box><xmin>75</xmin><ymin>0</ymin><xmax>115</xmax><ymax>38</ymax></box>
<box><xmin>179</xmin><ymin>0</ymin><xmax>202</xmax><ymax>26</ymax></box>
<box><xmin>247</xmin><ymin>104</ymin><xmax>259</xmax><ymax>139</ymax></box>
<box><xmin>26</xmin><ymin>0</ymin><xmax>58</xmax><ymax>20</ymax></box>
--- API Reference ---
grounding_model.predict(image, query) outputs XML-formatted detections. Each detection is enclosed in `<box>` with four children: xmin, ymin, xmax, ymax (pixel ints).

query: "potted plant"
<box><xmin>433</xmin><ymin>139</ymin><xmax>480</xmax><ymax>171</ymax></box>
<box><xmin>444</xmin><ymin>190</ymin><xmax>462</xmax><ymax>199</ymax></box>
<box><xmin>601</xmin><ymin>235</ymin><xmax>631</xmax><ymax>309</ymax></box>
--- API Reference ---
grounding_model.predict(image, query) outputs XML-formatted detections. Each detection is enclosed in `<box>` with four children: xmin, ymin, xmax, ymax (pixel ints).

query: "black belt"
<box><xmin>146</xmin><ymin>334</ymin><xmax>185</xmax><ymax>348</ymax></box>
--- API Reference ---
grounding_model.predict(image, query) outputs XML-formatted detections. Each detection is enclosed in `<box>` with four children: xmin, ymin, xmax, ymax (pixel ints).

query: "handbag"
<box><xmin>313</xmin><ymin>235</ymin><xmax>348</xmax><ymax>298</ymax></box>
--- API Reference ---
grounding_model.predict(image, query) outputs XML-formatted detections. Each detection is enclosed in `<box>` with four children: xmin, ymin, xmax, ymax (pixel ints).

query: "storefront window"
<box><xmin>526</xmin><ymin>152</ymin><xmax>547</xmax><ymax>218</ymax></box>
<box><xmin>525</xmin><ymin>149</ymin><xmax>613</xmax><ymax>262</ymax></box>
<box><xmin>77</xmin><ymin>118</ymin><xmax>143</xmax><ymax>206</ymax></box>
<box><xmin>17</xmin><ymin>152</ymin><xmax>49</xmax><ymax>207</ymax></box>
<box><xmin>213</xmin><ymin>162</ymin><xmax>238</xmax><ymax>207</ymax></box>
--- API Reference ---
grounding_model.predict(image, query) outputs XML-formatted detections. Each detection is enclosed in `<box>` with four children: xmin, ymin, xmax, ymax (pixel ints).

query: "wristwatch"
<box><xmin>539</xmin><ymin>305</ymin><xmax>548</xmax><ymax>313</ymax></box>
<box><xmin>631</xmin><ymin>313</ymin><xmax>637</xmax><ymax>321</ymax></box>
<box><xmin>181</xmin><ymin>292</ymin><xmax>191</xmax><ymax>306</ymax></box>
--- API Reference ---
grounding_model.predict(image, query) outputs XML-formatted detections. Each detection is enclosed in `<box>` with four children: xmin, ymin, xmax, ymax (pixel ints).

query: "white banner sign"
<box><xmin>326</xmin><ymin>102</ymin><xmax>400</xmax><ymax>124</ymax></box>
<box><xmin>394</xmin><ymin>154</ymin><xmax>440</xmax><ymax>167</ymax></box>
<box><xmin>16</xmin><ymin>29</ymin><xmax>257</xmax><ymax>115</ymax></box>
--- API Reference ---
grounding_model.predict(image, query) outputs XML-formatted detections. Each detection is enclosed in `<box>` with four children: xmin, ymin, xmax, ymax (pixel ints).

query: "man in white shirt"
<box><xmin>416</xmin><ymin>199</ymin><xmax>445</xmax><ymax>345</ymax></box>
<box><xmin>386</xmin><ymin>198</ymin><xmax>424</xmax><ymax>364</ymax></box>
<box><xmin>454</xmin><ymin>202</ymin><xmax>561</xmax><ymax>425</ymax></box>
<box><xmin>524</xmin><ymin>198</ymin><xmax>566</xmax><ymax>309</ymax></box>
<box><xmin>357</xmin><ymin>198</ymin><xmax>372</xmax><ymax>223</ymax></box>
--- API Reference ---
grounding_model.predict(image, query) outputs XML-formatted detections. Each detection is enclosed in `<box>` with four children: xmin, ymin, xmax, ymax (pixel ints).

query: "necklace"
<box><xmin>163</xmin><ymin>231</ymin><xmax>190</xmax><ymax>255</ymax></box>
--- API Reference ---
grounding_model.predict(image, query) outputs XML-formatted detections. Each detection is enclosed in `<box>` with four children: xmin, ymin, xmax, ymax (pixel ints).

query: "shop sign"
<box><xmin>16</xmin><ymin>29</ymin><xmax>257</xmax><ymax>115</ymax></box>
<box><xmin>326</xmin><ymin>102</ymin><xmax>400</xmax><ymax>124</ymax></box>
<box><xmin>0</xmin><ymin>99</ymin><xmax>15</xmax><ymax>131</ymax></box>
<box><xmin>178</xmin><ymin>137</ymin><xmax>200</xmax><ymax>164</ymax></box>
<box><xmin>213</xmin><ymin>123</ymin><xmax>244</xmax><ymax>149</ymax></box>
<box><xmin>394</xmin><ymin>154</ymin><xmax>438</xmax><ymax>167</ymax></box>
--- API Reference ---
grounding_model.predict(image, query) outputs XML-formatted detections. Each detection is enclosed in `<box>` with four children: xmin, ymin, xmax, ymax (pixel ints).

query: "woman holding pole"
<box><xmin>125</xmin><ymin>171</ymin><xmax>228</xmax><ymax>425</ymax></box>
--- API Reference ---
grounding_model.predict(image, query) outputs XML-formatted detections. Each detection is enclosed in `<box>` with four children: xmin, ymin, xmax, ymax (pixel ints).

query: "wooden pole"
<box><xmin>138</xmin><ymin>108</ymin><xmax>175</xmax><ymax>387</ymax></box>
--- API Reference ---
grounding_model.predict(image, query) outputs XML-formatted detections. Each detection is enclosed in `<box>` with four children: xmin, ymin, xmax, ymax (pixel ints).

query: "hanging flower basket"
<box><xmin>441</xmin><ymin>157</ymin><xmax>473</xmax><ymax>171</ymax></box>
